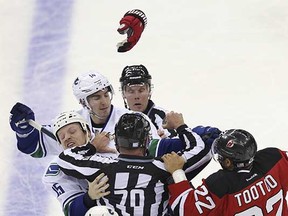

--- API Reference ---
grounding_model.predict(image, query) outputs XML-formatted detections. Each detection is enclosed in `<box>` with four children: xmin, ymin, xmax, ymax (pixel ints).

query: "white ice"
<box><xmin>1</xmin><ymin>0</ymin><xmax>288</xmax><ymax>215</ymax></box>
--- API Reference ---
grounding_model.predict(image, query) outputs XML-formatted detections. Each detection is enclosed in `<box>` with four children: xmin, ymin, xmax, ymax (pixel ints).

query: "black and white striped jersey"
<box><xmin>60</xmin><ymin>154</ymin><xmax>170</xmax><ymax>215</ymax></box>
<box><xmin>57</xmin><ymin>126</ymin><xmax>212</xmax><ymax>215</ymax></box>
<box><xmin>143</xmin><ymin>100</ymin><xmax>177</xmax><ymax>138</ymax></box>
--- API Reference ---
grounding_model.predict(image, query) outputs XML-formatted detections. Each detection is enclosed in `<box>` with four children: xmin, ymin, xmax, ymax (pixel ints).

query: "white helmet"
<box><xmin>52</xmin><ymin>110</ymin><xmax>90</xmax><ymax>144</ymax></box>
<box><xmin>72</xmin><ymin>71</ymin><xmax>114</xmax><ymax>110</ymax></box>
<box><xmin>84</xmin><ymin>206</ymin><xmax>118</xmax><ymax>216</ymax></box>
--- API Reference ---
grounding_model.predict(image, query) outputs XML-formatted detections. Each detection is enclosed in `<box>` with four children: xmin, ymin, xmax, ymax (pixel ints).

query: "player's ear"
<box><xmin>149</xmin><ymin>92</ymin><xmax>152</xmax><ymax>99</ymax></box>
<box><xmin>223</xmin><ymin>158</ymin><xmax>234</xmax><ymax>171</ymax></box>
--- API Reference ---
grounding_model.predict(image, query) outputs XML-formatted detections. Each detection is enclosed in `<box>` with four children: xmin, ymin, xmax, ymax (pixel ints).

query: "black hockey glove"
<box><xmin>9</xmin><ymin>102</ymin><xmax>35</xmax><ymax>135</ymax></box>
<box><xmin>192</xmin><ymin>126</ymin><xmax>222</xmax><ymax>146</ymax></box>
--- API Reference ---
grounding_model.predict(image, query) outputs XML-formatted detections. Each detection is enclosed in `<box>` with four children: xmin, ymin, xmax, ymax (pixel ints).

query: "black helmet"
<box><xmin>115</xmin><ymin>112</ymin><xmax>151</xmax><ymax>149</ymax></box>
<box><xmin>119</xmin><ymin>64</ymin><xmax>152</xmax><ymax>90</ymax></box>
<box><xmin>212</xmin><ymin>129</ymin><xmax>257</xmax><ymax>169</ymax></box>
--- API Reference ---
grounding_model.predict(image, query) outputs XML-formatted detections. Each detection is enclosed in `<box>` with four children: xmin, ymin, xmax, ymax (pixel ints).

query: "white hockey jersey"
<box><xmin>42</xmin><ymin>157</ymin><xmax>88</xmax><ymax>213</ymax></box>
<box><xmin>26</xmin><ymin>105</ymin><xmax>160</xmax><ymax>158</ymax></box>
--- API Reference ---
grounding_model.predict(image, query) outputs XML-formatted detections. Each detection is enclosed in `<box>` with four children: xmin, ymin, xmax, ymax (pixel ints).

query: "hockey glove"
<box><xmin>192</xmin><ymin>126</ymin><xmax>222</xmax><ymax>146</ymax></box>
<box><xmin>117</xmin><ymin>9</ymin><xmax>147</xmax><ymax>52</ymax></box>
<box><xmin>9</xmin><ymin>102</ymin><xmax>35</xmax><ymax>135</ymax></box>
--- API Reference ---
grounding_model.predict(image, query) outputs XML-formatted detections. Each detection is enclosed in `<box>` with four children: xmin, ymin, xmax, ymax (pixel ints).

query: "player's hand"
<box><xmin>162</xmin><ymin>111</ymin><xmax>185</xmax><ymax>130</ymax></box>
<box><xmin>117</xmin><ymin>9</ymin><xmax>147</xmax><ymax>52</ymax></box>
<box><xmin>157</xmin><ymin>129</ymin><xmax>168</xmax><ymax>138</ymax></box>
<box><xmin>9</xmin><ymin>102</ymin><xmax>35</xmax><ymax>135</ymax></box>
<box><xmin>88</xmin><ymin>173</ymin><xmax>110</xmax><ymax>200</ymax></box>
<box><xmin>162</xmin><ymin>152</ymin><xmax>185</xmax><ymax>174</ymax></box>
<box><xmin>192</xmin><ymin>126</ymin><xmax>222</xmax><ymax>146</ymax></box>
<box><xmin>91</xmin><ymin>132</ymin><xmax>118</xmax><ymax>154</ymax></box>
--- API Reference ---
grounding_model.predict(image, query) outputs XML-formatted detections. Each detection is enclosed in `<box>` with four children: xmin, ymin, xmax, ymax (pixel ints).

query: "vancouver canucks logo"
<box><xmin>45</xmin><ymin>163</ymin><xmax>60</xmax><ymax>176</ymax></box>
<box><xmin>73</xmin><ymin>77</ymin><xmax>79</xmax><ymax>85</ymax></box>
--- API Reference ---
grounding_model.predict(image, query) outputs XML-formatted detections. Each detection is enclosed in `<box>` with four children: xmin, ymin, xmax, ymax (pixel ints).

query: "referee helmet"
<box><xmin>115</xmin><ymin>112</ymin><xmax>151</xmax><ymax>149</ymax></box>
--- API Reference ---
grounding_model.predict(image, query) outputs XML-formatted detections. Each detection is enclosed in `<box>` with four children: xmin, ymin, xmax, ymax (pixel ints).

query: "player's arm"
<box><xmin>9</xmin><ymin>102</ymin><xmax>62</xmax><ymax>157</ymax></box>
<box><xmin>155</xmin><ymin>112</ymin><xmax>216</xmax><ymax>179</ymax></box>
<box><xmin>149</xmin><ymin>111</ymin><xmax>220</xmax><ymax>157</ymax></box>
<box><xmin>163</xmin><ymin>152</ymin><xmax>218</xmax><ymax>215</ymax></box>
<box><xmin>66</xmin><ymin>173</ymin><xmax>110</xmax><ymax>216</ymax></box>
<box><xmin>42</xmin><ymin>162</ymin><xmax>87</xmax><ymax>216</ymax></box>
<box><xmin>149</xmin><ymin>125</ymin><xmax>196</xmax><ymax>157</ymax></box>
<box><xmin>168</xmin><ymin>180</ymin><xmax>221</xmax><ymax>215</ymax></box>
<box><xmin>150</xmin><ymin>111</ymin><xmax>197</xmax><ymax>156</ymax></box>
<box><xmin>151</xmin><ymin>125</ymin><xmax>220</xmax><ymax>157</ymax></box>
<box><xmin>57</xmin><ymin>143</ymin><xmax>114</xmax><ymax>182</ymax></box>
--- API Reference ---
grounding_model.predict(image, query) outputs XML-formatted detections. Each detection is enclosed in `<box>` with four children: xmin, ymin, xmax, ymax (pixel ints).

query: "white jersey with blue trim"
<box><xmin>26</xmin><ymin>106</ymin><xmax>160</xmax><ymax>158</ymax></box>
<box><xmin>42</xmin><ymin>157</ymin><xmax>88</xmax><ymax>214</ymax></box>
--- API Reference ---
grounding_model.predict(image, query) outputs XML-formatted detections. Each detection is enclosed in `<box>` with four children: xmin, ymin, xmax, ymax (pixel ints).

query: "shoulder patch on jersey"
<box><xmin>45</xmin><ymin>163</ymin><xmax>60</xmax><ymax>176</ymax></box>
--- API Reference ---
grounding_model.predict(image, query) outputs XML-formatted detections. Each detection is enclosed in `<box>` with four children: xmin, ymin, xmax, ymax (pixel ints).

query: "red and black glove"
<box><xmin>117</xmin><ymin>9</ymin><xmax>147</xmax><ymax>52</ymax></box>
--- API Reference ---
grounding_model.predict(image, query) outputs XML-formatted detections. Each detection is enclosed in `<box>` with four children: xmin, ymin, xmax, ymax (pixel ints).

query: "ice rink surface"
<box><xmin>1</xmin><ymin>0</ymin><xmax>288</xmax><ymax>215</ymax></box>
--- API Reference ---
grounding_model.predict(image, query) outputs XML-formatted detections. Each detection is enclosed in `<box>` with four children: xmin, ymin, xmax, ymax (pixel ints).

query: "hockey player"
<box><xmin>163</xmin><ymin>129</ymin><xmax>288</xmax><ymax>215</ymax></box>
<box><xmin>42</xmin><ymin>111</ymin><xmax>113</xmax><ymax>216</ymax></box>
<box><xmin>9</xmin><ymin>71</ymin><xmax>160</xmax><ymax>158</ymax></box>
<box><xmin>57</xmin><ymin>111</ymin><xmax>214</xmax><ymax>215</ymax></box>
<box><xmin>120</xmin><ymin>64</ymin><xmax>178</xmax><ymax>138</ymax></box>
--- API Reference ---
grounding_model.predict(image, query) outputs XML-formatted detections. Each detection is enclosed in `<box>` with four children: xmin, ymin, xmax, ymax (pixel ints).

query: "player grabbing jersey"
<box><xmin>42</xmin><ymin>111</ymin><xmax>111</xmax><ymax>216</ymax></box>
<box><xmin>163</xmin><ymin>129</ymin><xmax>288</xmax><ymax>215</ymax></box>
<box><xmin>9</xmin><ymin>71</ymin><xmax>160</xmax><ymax>158</ymax></box>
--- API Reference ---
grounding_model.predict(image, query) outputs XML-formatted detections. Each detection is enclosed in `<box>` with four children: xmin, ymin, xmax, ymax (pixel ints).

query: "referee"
<box><xmin>58</xmin><ymin>112</ymin><xmax>213</xmax><ymax>215</ymax></box>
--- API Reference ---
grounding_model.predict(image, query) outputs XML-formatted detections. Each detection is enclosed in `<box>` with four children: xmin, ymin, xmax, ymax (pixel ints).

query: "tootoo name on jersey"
<box><xmin>192</xmin><ymin>148</ymin><xmax>288</xmax><ymax>214</ymax></box>
<box><xmin>234</xmin><ymin>174</ymin><xmax>278</xmax><ymax>207</ymax></box>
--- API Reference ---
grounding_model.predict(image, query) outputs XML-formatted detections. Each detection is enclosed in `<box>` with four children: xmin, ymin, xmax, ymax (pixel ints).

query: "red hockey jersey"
<box><xmin>169</xmin><ymin>147</ymin><xmax>288</xmax><ymax>215</ymax></box>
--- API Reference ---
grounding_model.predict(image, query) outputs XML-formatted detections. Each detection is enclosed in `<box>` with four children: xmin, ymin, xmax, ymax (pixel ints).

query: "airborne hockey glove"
<box><xmin>117</xmin><ymin>9</ymin><xmax>147</xmax><ymax>52</ymax></box>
